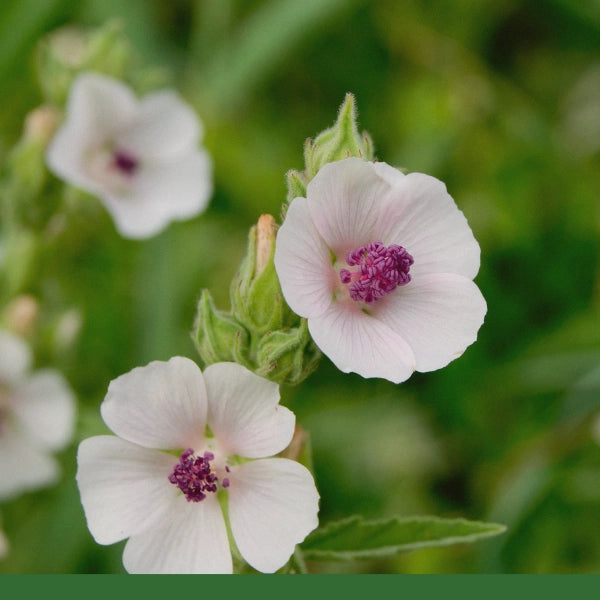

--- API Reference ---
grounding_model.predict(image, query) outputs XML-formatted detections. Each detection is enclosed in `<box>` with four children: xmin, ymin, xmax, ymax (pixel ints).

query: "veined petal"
<box><xmin>374</xmin><ymin>273</ymin><xmax>487</xmax><ymax>372</ymax></box>
<box><xmin>122</xmin><ymin>495</ymin><xmax>231</xmax><ymax>574</ymax></box>
<box><xmin>13</xmin><ymin>370</ymin><xmax>76</xmax><ymax>450</ymax></box>
<box><xmin>0</xmin><ymin>330</ymin><xmax>31</xmax><ymax>385</ymax></box>
<box><xmin>46</xmin><ymin>72</ymin><xmax>137</xmax><ymax>195</ymax></box>
<box><xmin>306</xmin><ymin>158</ymin><xmax>391</xmax><ymax>258</ymax></box>
<box><xmin>0</xmin><ymin>427</ymin><xmax>59</xmax><ymax>500</ymax></box>
<box><xmin>101</xmin><ymin>357</ymin><xmax>207</xmax><ymax>450</ymax></box>
<box><xmin>76</xmin><ymin>436</ymin><xmax>178</xmax><ymax>545</ymax></box>
<box><xmin>100</xmin><ymin>151</ymin><xmax>212</xmax><ymax>239</ymax></box>
<box><xmin>65</xmin><ymin>72</ymin><xmax>138</xmax><ymax>142</ymax></box>
<box><xmin>308</xmin><ymin>301</ymin><xmax>416</xmax><ymax>383</ymax></box>
<box><xmin>228</xmin><ymin>458</ymin><xmax>319</xmax><ymax>573</ymax></box>
<box><xmin>371</xmin><ymin>160</ymin><xmax>407</xmax><ymax>185</ymax></box>
<box><xmin>203</xmin><ymin>363</ymin><xmax>295</xmax><ymax>459</ymax></box>
<box><xmin>120</xmin><ymin>90</ymin><xmax>202</xmax><ymax>161</ymax></box>
<box><xmin>134</xmin><ymin>151</ymin><xmax>212</xmax><ymax>220</ymax></box>
<box><xmin>274</xmin><ymin>196</ymin><xmax>335</xmax><ymax>318</ymax></box>
<box><xmin>375</xmin><ymin>172</ymin><xmax>481</xmax><ymax>279</ymax></box>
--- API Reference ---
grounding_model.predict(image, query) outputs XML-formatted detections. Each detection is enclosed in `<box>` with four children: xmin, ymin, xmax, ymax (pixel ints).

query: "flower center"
<box><xmin>168</xmin><ymin>448</ymin><xmax>230</xmax><ymax>502</ymax></box>
<box><xmin>339</xmin><ymin>241</ymin><xmax>414</xmax><ymax>304</ymax></box>
<box><xmin>111</xmin><ymin>150</ymin><xmax>139</xmax><ymax>176</ymax></box>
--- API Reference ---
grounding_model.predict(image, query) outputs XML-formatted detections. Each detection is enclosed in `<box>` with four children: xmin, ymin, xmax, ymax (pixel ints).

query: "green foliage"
<box><xmin>1</xmin><ymin>0</ymin><xmax>599</xmax><ymax>574</ymax></box>
<box><xmin>302</xmin><ymin>515</ymin><xmax>506</xmax><ymax>561</ymax></box>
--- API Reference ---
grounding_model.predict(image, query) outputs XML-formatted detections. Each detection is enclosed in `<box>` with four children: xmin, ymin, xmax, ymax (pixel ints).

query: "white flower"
<box><xmin>46</xmin><ymin>72</ymin><xmax>213</xmax><ymax>239</ymax></box>
<box><xmin>274</xmin><ymin>157</ymin><xmax>487</xmax><ymax>383</ymax></box>
<box><xmin>76</xmin><ymin>358</ymin><xmax>319</xmax><ymax>574</ymax></box>
<box><xmin>0</xmin><ymin>330</ymin><xmax>76</xmax><ymax>500</ymax></box>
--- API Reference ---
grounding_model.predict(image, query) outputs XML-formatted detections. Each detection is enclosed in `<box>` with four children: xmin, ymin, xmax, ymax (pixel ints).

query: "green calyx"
<box><xmin>230</xmin><ymin>214</ymin><xmax>295</xmax><ymax>335</ymax></box>
<box><xmin>192</xmin><ymin>215</ymin><xmax>321</xmax><ymax>385</ymax></box>
<box><xmin>255</xmin><ymin>319</ymin><xmax>320</xmax><ymax>386</ymax></box>
<box><xmin>192</xmin><ymin>289</ymin><xmax>251</xmax><ymax>368</ymax></box>
<box><xmin>286</xmin><ymin>93</ymin><xmax>374</xmax><ymax>203</ymax></box>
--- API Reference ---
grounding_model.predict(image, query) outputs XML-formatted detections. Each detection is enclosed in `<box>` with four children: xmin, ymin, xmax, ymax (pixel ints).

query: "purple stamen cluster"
<box><xmin>340</xmin><ymin>241</ymin><xmax>414</xmax><ymax>304</ymax></box>
<box><xmin>168</xmin><ymin>448</ymin><xmax>220</xmax><ymax>502</ymax></box>
<box><xmin>112</xmin><ymin>150</ymin><xmax>139</xmax><ymax>176</ymax></box>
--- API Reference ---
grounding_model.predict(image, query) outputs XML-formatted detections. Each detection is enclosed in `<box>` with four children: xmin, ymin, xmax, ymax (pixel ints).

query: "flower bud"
<box><xmin>3</xmin><ymin>107</ymin><xmax>61</xmax><ymax>230</ymax></box>
<box><xmin>36</xmin><ymin>21</ymin><xmax>133</xmax><ymax>106</ymax></box>
<box><xmin>193</xmin><ymin>216</ymin><xmax>321</xmax><ymax>386</ymax></box>
<box><xmin>302</xmin><ymin>93</ymin><xmax>374</xmax><ymax>181</ymax></box>
<box><xmin>192</xmin><ymin>290</ymin><xmax>250</xmax><ymax>367</ymax></box>
<box><xmin>24</xmin><ymin>106</ymin><xmax>59</xmax><ymax>145</ymax></box>
<box><xmin>279</xmin><ymin>425</ymin><xmax>314</xmax><ymax>472</ymax></box>
<box><xmin>1</xmin><ymin>295</ymin><xmax>39</xmax><ymax>337</ymax></box>
<box><xmin>285</xmin><ymin>169</ymin><xmax>308</xmax><ymax>205</ymax></box>
<box><xmin>255</xmin><ymin>319</ymin><xmax>320</xmax><ymax>385</ymax></box>
<box><xmin>230</xmin><ymin>214</ymin><xmax>295</xmax><ymax>335</ymax></box>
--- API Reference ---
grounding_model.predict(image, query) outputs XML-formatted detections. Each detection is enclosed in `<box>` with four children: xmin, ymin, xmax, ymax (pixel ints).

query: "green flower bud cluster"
<box><xmin>193</xmin><ymin>215</ymin><xmax>320</xmax><ymax>386</ymax></box>
<box><xmin>285</xmin><ymin>93</ymin><xmax>374</xmax><ymax>204</ymax></box>
<box><xmin>36</xmin><ymin>21</ymin><xmax>133</xmax><ymax>107</ymax></box>
<box><xmin>2</xmin><ymin>22</ymin><xmax>140</xmax><ymax>237</ymax></box>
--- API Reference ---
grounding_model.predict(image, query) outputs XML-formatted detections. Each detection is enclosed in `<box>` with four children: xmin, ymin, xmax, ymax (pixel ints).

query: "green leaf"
<box><xmin>561</xmin><ymin>362</ymin><xmax>600</xmax><ymax>424</ymax></box>
<box><xmin>302</xmin><ymin>515</ymin><xmax>507</xmax><ymax>561</ymax></box>
<box><xmin>189</xmin><ymin>0</ymin><xmax>360</xmax><ymax>116</ymax></box>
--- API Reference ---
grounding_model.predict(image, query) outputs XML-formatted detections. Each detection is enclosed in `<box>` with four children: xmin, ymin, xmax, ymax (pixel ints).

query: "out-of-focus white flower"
<box><xmin>47</xmin><ymin>72</ymin><xmax>213</xmax><ymax>239</ymax></box>
<box><xmin>274</xmin><ymin>157</ymin><xmax>487</xmax><ymax>383</ymax></box>
<box><xmin>76</xmin><ymin>358</ymin><xmax>319</xmax><ymax>574</ymax></box>
<box><xmin>0</xmin><ymin>330</ymin><xmax>76</xmax><ymax>500</ymax></box>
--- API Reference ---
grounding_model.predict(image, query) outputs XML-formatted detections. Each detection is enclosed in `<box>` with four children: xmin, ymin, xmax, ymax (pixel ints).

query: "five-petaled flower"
<box><xmin>0</xmin><ymin>330</ymin><xmax>76</xmax><ymax>501</ymax></box>
<box><xmin>47</xmin><ymin>72</ymin><xmax>213</xmax><ymax>239</ymax></box>
<box><xmin>274</xmin><ymin>157</ymin><xmax>487</xmax><ymax>383</ymax></box>
<box><xmin>76</xmin><ymin>358</ymin><xmax>319</xmax><ymax>574</ymax></box>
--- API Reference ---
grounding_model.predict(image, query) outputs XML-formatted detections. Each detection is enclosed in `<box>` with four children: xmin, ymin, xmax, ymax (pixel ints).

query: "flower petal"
<box><xmin>203</xmin><ymin>363</ymin><xmax>295</xmax><ymax>459</ymax></box>
<box><xmin>68</xmin><ymin>72</ymin><xmax>138</xmax><ymax>141</ymax></box>
<box><xmin>308</xmin><ymin>301</ymin><xmax>416</xmax><ymax>383</ymax></box>
<box><xmin>101</xmin><ymin>357</ymin><xmax>207</xmax><ymax>450</ymax></box>
<box><xmin>228</xmin><ymin>458</ymin><xmax>319</xmax><ymax>573</ymax></box>
<box><xmin>122</xmin><ymin>494</ymin><xmax>231</xmax><ymax>574</ymax></box>
<box><xmin>100</xmin><ymin>151</ymin><xmax>212</xmax><ymax>239</ymax></box>
<box><xmin>76</xmin><ymin>436</ymin><xmax>178</xmax><ymax>545</ymax></box>
<box><xmin>0</xmin><ymin>427</ymin><xmax>59</xmax><ymax>500</ymax></box>
<box><xmin>306</xmin><ymin>158</ymin><xmax>391</xmax><ymax>257</ymax></box>
<box><xmin>374</xmin><ymin>272</ymin><xmax>487</xmax><ymax>372</ymax></box>
<box><xmin>371</xmin><ymin>160</ymin><xmax>407</xmax><ymax>185</ymax></box>
<box><xmin>375</xmin><ymin>172</ymin><xmax>481</xmax><ymax>279</ymax></box>
<box><xmin>119</xmin><ymin>90</ymin><xmax>202</xmax><ymax>162</ymax></box>
<box><xmin>12</xmin><ymin>370</ymin><xmax>76</xmax><ymax>450</ymax></box>
<box><xmin>46</xmin><ymin>72</ymin><xmax>138</xmax><ymax>196</ymax></box>
<box><xmin>274</xmin><ymin>196</ymin><xmax>335</xmax><ymax>318</ymax></box>
<box><xmin>0</xmin><ymin>330</ymin><xmax>31</xmax><ymax>385</ymax></box>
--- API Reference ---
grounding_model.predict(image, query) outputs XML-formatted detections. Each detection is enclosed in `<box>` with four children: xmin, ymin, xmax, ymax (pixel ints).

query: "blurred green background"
<box><xmin>0</xmin><ymin>0</ymin><xmax>599</xmax><ymax>574</ymax></box>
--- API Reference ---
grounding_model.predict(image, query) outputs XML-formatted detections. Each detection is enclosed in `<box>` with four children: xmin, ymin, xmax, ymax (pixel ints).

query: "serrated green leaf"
<box><xmin>302</xmin><ymin>515</ymin><xmax>507</xmax><ymax>561</ymax></box>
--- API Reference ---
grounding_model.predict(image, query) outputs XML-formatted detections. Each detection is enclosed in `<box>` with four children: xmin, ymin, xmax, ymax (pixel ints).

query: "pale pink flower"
<box><xmin>274</xmin><ymin>157</ymin><xmax>487</xmax><ymax>383</ymax></box>
<box><xmin>76</xmin><ymin>358</ymin><xmax>319</xmax><ymax>574</ymax></box>
<box><xmin>47</xmin><ymin>72</ymin><xmax>212</xmax><ymax>239</ymax></box>
<box><xmin>0</xmin><ymin>330</ymin><xmax>76</xmax><ymax>500</ymax></box>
